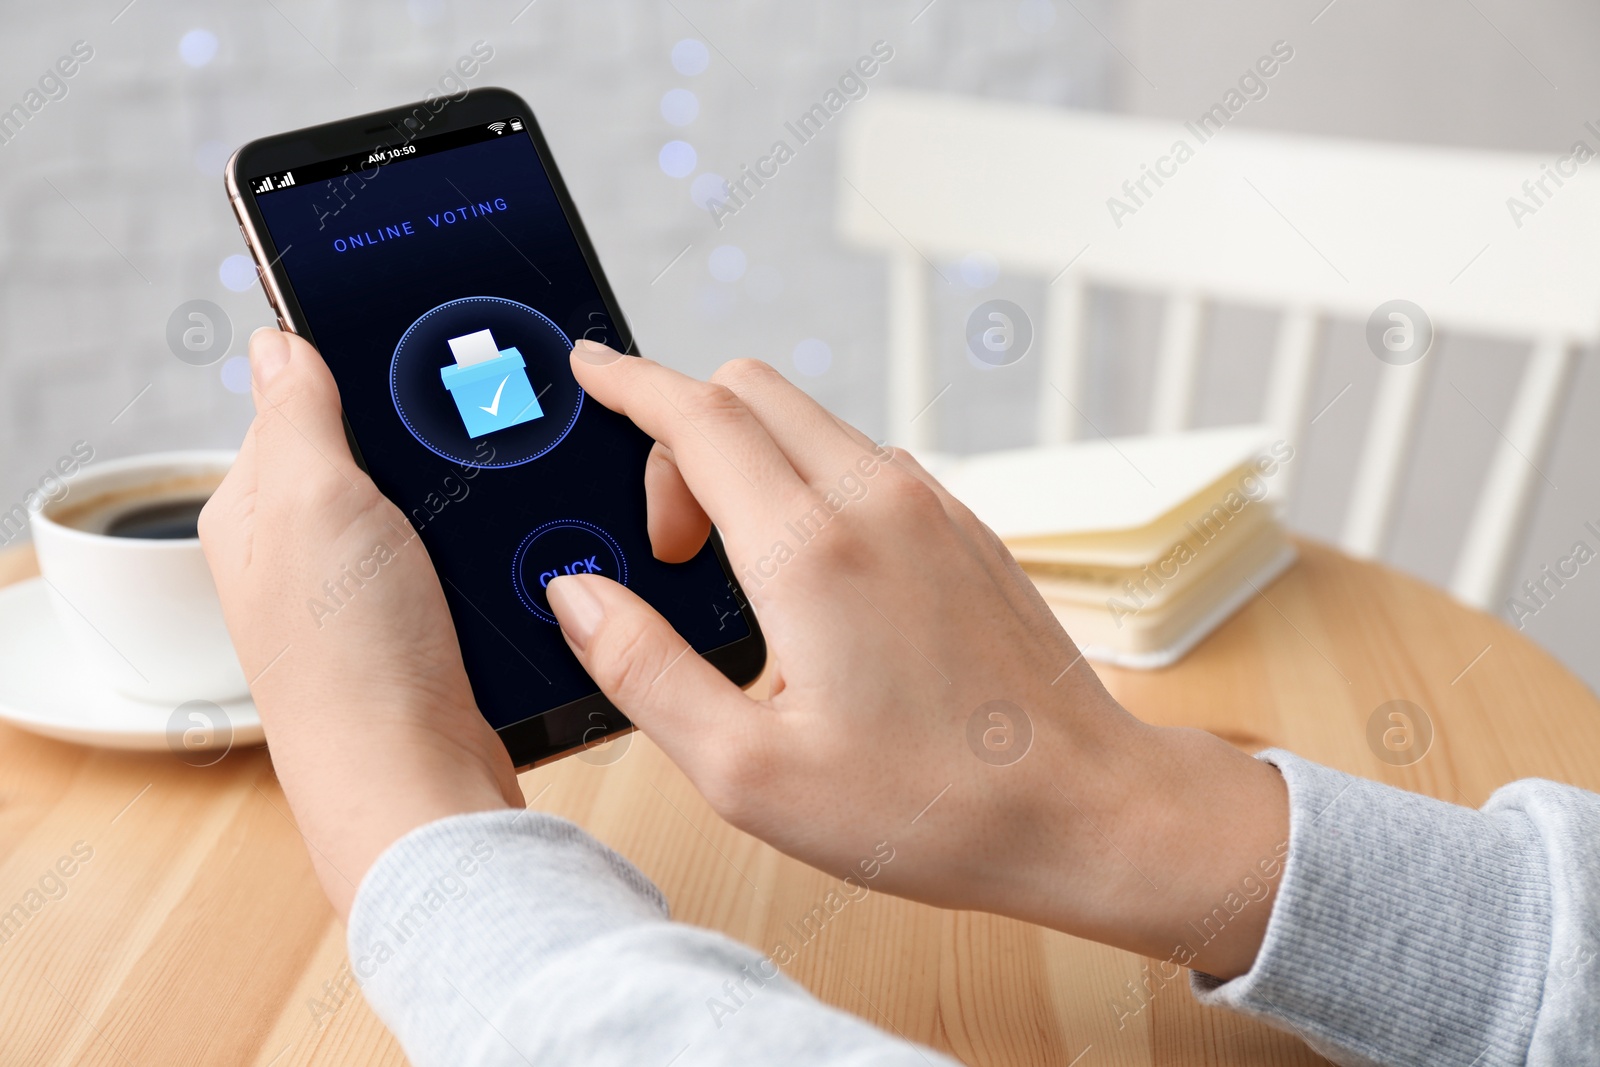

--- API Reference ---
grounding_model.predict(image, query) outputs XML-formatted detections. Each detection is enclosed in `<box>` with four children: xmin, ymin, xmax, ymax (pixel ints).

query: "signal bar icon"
<box><xmin>488</xmin><ymin>122</ymin><xmax>507</xmax><ymax>135</ymax></box>
<box><xmin>252</xmin><ymin>171</ymin><xmax>295</xmax><ymax>194</ymax></box>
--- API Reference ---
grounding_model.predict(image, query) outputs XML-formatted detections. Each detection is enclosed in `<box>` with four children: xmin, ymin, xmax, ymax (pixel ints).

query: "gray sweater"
<box><xmin>347</xmin><ymin>750</ymin><xmax>1600</xmax><ymax>1066</ymax></box>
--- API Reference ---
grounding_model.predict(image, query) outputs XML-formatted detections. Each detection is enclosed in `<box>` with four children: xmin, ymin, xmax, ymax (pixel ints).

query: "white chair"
<box><xmin>838</xmin><ymin>89</ymin><xmax>1600</xmax><ymax>608</ymax></box>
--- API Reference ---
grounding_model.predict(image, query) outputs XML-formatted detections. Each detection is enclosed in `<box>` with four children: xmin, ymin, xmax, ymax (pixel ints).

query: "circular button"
<box><xmin>390</xmin><ymin>296</ymin><xmax>583</xmax><ymax>469</ymax></box>
<box><xmin>513</xmin><ymin>520</ymin><xmax>629</xmax><ymax>623</ymax></box>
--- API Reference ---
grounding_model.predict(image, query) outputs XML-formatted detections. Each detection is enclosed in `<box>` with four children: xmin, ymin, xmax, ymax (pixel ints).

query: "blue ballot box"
<box><xmin>439</xmin><ymin>328</ymin><xmax>544</xmax><ymax>438</ymax></box>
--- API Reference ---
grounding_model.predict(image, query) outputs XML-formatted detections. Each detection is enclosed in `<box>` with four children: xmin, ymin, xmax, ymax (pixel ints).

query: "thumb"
<box><xmin>546</xmin><ymin>573</ymin><xmax>765</xmax><ymax>786</ymax></box>
<box><xmin>248</xmin><ymin>327</ymin><xmax>362</xmax><ymax>489</ymax></box>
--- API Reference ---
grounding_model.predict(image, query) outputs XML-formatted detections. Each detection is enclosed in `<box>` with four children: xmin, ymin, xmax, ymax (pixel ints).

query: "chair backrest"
<box><xmin>838</xmin><ymin>89</ymin><xmax>1600</xmax><ymax>608</ymax></box>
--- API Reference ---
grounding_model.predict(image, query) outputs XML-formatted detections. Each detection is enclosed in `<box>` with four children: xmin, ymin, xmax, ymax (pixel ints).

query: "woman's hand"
<box><xmin>199</xmin><ymin>326</ymin><xmax>1287</xmax><ymax>977</ymax></box>
<box><xmin>200</xmin><ymin>328</ymin><xmax>520</xmax><ymax>920</ymax></box>
<box><xmin>550</xmin><ymin>343</ymin><xmax>1288</xmax><ymax>978</ymax></box>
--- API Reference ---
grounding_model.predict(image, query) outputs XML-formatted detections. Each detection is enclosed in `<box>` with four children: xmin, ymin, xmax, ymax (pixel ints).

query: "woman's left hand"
<box><xmin>200</xmin><ymin>327</ymin><xmax>522</xmax><ymax>920</ymax></box>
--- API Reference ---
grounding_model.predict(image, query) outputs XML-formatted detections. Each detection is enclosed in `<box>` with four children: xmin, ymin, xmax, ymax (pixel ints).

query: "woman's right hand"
<box><xmin>547</xmin><ymin>343</ymin><xmax>1288</xmax><ymax>979</ymax></box>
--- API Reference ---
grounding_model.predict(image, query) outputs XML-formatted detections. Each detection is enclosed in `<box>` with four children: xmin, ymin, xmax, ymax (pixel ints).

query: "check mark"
<box><xmin>479</xmin><ymin>376</ymin><xmax>510</xmax><ymax>416</ymax></box>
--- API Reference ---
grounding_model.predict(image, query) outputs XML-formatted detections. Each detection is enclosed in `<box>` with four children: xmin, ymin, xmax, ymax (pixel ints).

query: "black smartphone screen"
<box><xmin>236</xmin><ymin>100</ymin><xmax>758</xmax><ymax>750</ymax></box>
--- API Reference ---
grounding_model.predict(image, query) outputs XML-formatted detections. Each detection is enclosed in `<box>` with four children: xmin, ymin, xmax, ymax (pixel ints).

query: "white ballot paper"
<box><xmin>446</xmin><ymin>328</ymin><xmax>504</xmax><ymax>368</ymax></box>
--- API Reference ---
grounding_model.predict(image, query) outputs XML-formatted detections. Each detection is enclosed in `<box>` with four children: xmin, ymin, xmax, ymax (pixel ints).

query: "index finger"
<box><xmin>570</xmin><ymin>344</ymin><xmax>812</xmax><ymax>548</ymax></box>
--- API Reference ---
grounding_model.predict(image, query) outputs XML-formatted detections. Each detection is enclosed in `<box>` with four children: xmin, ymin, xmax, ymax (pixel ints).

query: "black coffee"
<box><xmin>104</xmin><ymin>497</ymin><xmax>209</xmax><ymax>539</ymax></box>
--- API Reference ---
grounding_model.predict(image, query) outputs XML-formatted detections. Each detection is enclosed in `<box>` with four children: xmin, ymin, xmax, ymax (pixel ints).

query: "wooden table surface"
<box><xmin>2</xmin><ymin>538</ymin><xmax>1598</xmax><ymax>1066</ymax></box>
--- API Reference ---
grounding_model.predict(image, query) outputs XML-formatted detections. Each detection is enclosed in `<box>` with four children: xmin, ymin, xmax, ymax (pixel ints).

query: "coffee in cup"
<box><xmin>49</xmin><ymin>470</ymin><xmax>221</xmax><ymax>540</ymax></box>
<box><xmin>32</xmin><ymin>452</ymin><xmax>247</xmax><ymax>705</ymax></box>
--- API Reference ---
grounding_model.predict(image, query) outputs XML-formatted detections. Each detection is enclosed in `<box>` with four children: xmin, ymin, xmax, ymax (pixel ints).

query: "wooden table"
<box><xmin>3</xmin><ymin>539</ymin><xmax>1598</xmax><ymax>1066</ymax></box>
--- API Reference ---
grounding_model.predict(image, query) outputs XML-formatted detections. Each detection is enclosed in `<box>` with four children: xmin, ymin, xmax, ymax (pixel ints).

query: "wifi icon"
<box><xmin>488</xmin><ymin>122</ymin><xmax>507</xmax><ymax>135</ymax></box>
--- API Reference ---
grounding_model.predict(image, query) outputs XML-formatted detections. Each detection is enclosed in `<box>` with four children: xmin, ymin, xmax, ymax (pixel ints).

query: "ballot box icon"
<box><xmin>440</xmin><ymin>328</ymin><xmax>544</xmax><ymax>438</ymax></box>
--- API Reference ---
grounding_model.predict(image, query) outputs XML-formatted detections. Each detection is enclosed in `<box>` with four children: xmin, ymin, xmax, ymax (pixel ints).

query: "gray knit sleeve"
<box><xmin>1192</xmin><ymin>749</ymin><xmax>1600</xmax><ymax>1067</ymax></box>
<box><xmin>346</xmin><ymin>808</ymin><xmax>957</xmax><ymax>1067</ymax></box>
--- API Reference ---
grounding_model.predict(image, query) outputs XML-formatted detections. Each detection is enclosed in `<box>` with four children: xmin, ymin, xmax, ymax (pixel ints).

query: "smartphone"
<box><xmin>224</xmin><ymin>87</ymin><xmax>766</xmax><ymax>767</ymax></box>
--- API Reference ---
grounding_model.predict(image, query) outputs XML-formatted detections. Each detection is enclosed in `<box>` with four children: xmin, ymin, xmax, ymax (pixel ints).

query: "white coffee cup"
<box><xmin>32</xmin><ymin>451</ymin><xmax>247</xmax><ymax>705</ymax></box>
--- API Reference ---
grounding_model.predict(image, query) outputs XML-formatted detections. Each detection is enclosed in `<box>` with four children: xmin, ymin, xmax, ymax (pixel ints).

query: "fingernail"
<box><xmin>572</xmin><ymin>338</ymin><xmax>622</xmax><ymax>366</ymax></box>
<box><xmin>250</xmin><ymin>327</ymin><xmax>289</xmax><ymax>385</ymax></box>
<box><xmin>547</xmin><ymin>575</ymin><xmax>604</xmax><ymax>652</ymax></box>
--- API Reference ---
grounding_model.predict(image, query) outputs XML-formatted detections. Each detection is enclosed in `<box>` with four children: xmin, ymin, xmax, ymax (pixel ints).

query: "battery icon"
<box><xmin>510</xmin><ymin>119</ymin><xmax>524</xmax><ymax>131</ymax></box>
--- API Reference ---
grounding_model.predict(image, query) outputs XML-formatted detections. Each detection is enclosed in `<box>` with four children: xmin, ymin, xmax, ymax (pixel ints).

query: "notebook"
<box><xmin>936</xmin><ymin>426</ymin><xmax>1297</xmax><ymax>668</ymax></box>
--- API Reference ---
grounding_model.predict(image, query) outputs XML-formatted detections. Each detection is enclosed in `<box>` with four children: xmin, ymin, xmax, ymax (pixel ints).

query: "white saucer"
<box><xmin>0</xmin><ymin>578</ymin><xmax>263</xmax><ymax>752</ymax></box>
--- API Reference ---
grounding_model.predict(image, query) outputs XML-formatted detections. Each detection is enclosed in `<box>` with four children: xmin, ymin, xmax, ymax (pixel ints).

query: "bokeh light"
<box><xmin>220</xmin><ymin>355</ymin><xmax>252</xmax><ymax>394</ymax></box>
<box><xmin>179</xmin><ymin>29</ymin><xmax>219</xmax><ymax>68</ymax></box>
<box><xmin>658</xmin><ymin>140</ymin><xmax>697</xmax><ymax>178</ymax></box>
<box><xmin>672</xmin><ymin>39</ymin><xmax>710</xmax><ymax>76</ymax></box>
<box><xmin>690</xmin><ymin>172</ymin><xmax>730</xmax><ymax>211</ymax></box>
<box><xmin>708</xmin><ymin>245</ymin><xmax>747</xmax><ymax>282</ymax></box>
<box><xmin>219</xmin><ymin>254</ymin><xmax>257</xmax><ymax>293</ymax></box>
<box><xmin>793</xmin><ymin>338</ymin><xmax>833</xmax><ymax>377</ymax></box>
<box><xmin>408</xmin><ymin>0</ymin><xmax>446</xmax><ymax>26</ymax></box>
<box><xmin>960</xmin><ymin>251</ymin><xmax>1000</xmax><ymax>288</ymax></box>
<box><xmin>1018</xmin><ymin>0</ymin><xmax>1057</xmax><ymax>32</ymax></box>
<box><xmin>661</xmin><ymin>88</ymin><xmax>700</xmax><ymax>126</ymax></box>
<box><xmin>193</xmin><ymin>139</ymin><xmax>231</xmax><ymax>177</ymax></box>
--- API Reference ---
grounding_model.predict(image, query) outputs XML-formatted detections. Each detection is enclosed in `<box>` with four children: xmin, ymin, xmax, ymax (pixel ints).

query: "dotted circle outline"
<box><xmin>389</xmin><ymin>296</ymin><xmax>583</xmax><ymax>469</ymax></box>
<box><xmin>512</xmin><ymin>519</ymin><xmax>629</xmax><ymax>624</ymax></box>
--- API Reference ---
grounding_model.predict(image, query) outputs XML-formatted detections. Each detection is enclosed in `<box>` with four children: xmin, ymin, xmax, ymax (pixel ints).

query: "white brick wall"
<box><xmin>0</xmin><ymin>0</ymin><xmax>1110</xmax><ymax>495</ymax></box>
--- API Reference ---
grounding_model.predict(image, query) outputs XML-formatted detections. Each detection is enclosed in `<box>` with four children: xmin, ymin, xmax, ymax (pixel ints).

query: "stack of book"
<box><xmin>937</xmin><ymin>426</ymin><xmax>1297</xmax><ymax>668</ymax></box>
